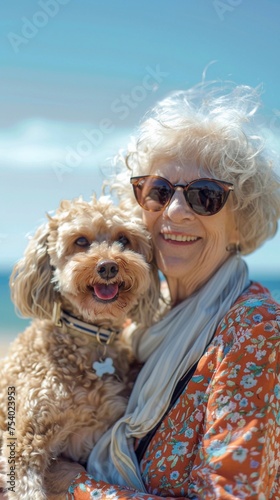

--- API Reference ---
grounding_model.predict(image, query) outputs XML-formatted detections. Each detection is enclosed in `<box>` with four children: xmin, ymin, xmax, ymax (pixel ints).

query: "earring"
<box><xmin>226</xmin><ymin>243</ymin><xmax>241</xmax><ymax>255</ymax></box>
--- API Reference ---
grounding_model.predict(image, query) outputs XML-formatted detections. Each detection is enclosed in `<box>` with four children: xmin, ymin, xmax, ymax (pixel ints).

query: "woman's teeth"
<box><xmin>162</xmin><ymin>234</ymin><xmax>198</xmax><ymax>242</ymax></box>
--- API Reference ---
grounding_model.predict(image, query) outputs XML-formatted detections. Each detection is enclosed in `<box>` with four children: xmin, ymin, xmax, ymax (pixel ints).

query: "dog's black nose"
<box><xmin>97</xmin><ymin>260</ymin><xmax>119</xmax><ymax>279</ymax></box>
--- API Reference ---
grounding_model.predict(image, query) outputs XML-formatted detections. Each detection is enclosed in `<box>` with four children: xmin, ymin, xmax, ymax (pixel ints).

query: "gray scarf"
<box><xmin>87</xmin><ymin>256</ymin><xmax>249</xmax><ymax>491</ymax></box>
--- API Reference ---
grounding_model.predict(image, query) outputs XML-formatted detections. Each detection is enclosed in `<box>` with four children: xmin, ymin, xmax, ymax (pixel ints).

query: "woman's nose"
<box><xmin>164</xmin><ymin>188</ymin><xmax>195</xmax><ymax>221</ymax></box>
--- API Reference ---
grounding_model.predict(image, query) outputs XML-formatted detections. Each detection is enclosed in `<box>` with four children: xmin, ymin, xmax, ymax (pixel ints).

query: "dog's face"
<box><xmin>48</xmin><ymin>196</ymin><xmax>153</xmax><ymax>324</ymax></box>
<box><xmin>11</xmin><ymin>196</ymin><xmax>160</xmax><ymax>328</ymax></box>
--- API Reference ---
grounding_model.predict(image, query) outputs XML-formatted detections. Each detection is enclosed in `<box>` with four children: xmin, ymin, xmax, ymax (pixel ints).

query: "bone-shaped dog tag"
<box><xmin>92</xmin><ymin>357</ymin><xmax>115</xmax><ymax>377</ymax></box>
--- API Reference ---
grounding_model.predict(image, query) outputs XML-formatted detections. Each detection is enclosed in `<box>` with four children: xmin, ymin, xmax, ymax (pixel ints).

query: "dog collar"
<box><xmin>52</xmin><ymin>302</ymin><xmax>119</xmax><ymax>345</ymax></box>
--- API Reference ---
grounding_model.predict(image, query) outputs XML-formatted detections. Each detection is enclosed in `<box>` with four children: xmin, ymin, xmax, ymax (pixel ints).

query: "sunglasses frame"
<box><xmin>130</xmin><ymin>175</ymin><xmax>234</xmax><ymax>216</ymax></box>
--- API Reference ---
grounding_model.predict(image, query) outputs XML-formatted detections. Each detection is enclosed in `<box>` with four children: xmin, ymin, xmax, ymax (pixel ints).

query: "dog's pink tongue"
<box><xmin>93</xmin><ymin>283</ymin><xmax>119</xmax><ymax>300</ymax></box>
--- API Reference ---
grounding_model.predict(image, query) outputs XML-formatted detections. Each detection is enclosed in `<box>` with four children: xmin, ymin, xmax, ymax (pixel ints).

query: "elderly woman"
<box><xmin>2</xmin><ymin>83</ymin><xmax>278</xmax><ymax>500</ymax></box>
<box><xmin>63</xmin><ymin>83</ymin><xmax>280</xmax><ymax>499</ymax></box>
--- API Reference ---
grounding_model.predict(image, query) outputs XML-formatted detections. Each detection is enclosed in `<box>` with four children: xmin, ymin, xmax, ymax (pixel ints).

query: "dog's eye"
<box><xmin>117</xmin><ymin>235</ymin><xmax>130</xmax><ymax>248</ymax></box>
<box><xmin>75</xmin><ymin>236</ymin><xmax>90</xmax><ymax>247</ymax></box>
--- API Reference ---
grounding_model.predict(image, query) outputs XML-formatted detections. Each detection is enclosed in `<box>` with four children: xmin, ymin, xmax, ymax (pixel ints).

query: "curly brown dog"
<box><xmin>0</xmin><ymin>196</ymin><xmax>160</xmax><ymax>500</ymax></box>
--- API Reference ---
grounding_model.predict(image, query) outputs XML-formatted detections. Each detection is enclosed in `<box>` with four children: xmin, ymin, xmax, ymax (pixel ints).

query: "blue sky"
<box><xmin>0</xmin><ymin>0</ymin><xmax>280</xmax><ymax>277</ymax></box>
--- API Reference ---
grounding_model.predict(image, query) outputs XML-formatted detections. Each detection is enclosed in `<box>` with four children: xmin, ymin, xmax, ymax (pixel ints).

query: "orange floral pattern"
<box><xmin>67</xmin><ymin>282</ymin><xmax>280</xmax><ymax>499</ymax></box>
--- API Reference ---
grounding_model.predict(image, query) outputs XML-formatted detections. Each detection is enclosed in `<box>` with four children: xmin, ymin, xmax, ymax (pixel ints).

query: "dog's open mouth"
<box><xmin>89</xmin><ymin>283</ymin><xmax>122</xmax><ymax>302</ymax></box>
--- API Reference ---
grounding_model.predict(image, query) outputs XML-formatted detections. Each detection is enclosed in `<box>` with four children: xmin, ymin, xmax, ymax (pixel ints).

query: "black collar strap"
<box><xmin>52</xmin><ymin>302</ymin><xmax>119</xmax><ymax>345</ymax></box>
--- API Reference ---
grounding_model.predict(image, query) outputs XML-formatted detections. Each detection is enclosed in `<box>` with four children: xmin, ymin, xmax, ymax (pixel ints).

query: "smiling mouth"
<box><xmin>161</xmin><ymin>233</ymin><xmax>199</xmax><ymax>242</ymax></box>
<box><xmin>88</xmin><ymin>282</ymin><xmax>123</xmax><ymax>303</ymax></box>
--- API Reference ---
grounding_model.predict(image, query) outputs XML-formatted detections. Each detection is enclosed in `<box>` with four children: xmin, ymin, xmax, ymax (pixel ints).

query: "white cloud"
<box><xmin>0</xmin><ymin>118</ymin><xmax>131</xmax><ymax>168</ymax></box>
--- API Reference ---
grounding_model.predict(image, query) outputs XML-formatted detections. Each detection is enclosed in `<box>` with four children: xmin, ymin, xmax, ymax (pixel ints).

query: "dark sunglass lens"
<box><xmin>136</xmin><ymin>178</ymin><xmax>172</xmax><ymax>211</ymax></box>
<box><xmin>186</xmin><ymin>181</ymin><xmax>226</xmax><ymax>215</ymax></box>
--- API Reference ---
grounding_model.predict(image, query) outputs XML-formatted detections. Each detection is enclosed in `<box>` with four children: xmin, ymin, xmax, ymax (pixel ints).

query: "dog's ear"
<box><xmin>134</xmin><ymin>235</ymin><xmax>153</xmax><ymax>264</ymax></box>
<box><xmin>10</xmin><ymin>222</ymin><xmax>57</xmax><ymax>320</ymax></box>
<box><xmin>129</xmin><ymin>260</ymin><xmax>161</xmax><ymax>328</ymax></box>
<box><xmin>127</xmin><ymin>224</ymin><xmax>162</xmax><ymax>327</ymax></box>
<box><xmin>129</xmin><ymin>223</ymin><xmax>154</xmax><ymax>264</ymax></box>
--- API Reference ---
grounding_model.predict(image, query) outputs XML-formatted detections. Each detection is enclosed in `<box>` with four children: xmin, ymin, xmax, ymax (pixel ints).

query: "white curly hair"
<box><xmin>111</xmin><ymin>81</ymin><xmax>280</xmax><ymax>255</ymax></box>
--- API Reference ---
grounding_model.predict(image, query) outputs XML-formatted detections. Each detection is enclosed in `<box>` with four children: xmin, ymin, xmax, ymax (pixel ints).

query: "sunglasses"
<box><xmin>130</xmin><ymin>175</ymin><xmax>234</xmax><ymax>216</ymax></box>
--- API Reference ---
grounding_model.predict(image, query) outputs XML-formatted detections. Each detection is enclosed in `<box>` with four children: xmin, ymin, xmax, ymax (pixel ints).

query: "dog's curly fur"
<box><xmin>0</xmin><ymin>195</ymin><xmax>160</xmax><ymax>500</ymax></box>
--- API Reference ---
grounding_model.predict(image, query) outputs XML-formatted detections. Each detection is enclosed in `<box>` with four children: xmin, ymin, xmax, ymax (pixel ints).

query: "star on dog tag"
<box><xmin>92</xmin><ymin>357</ymin><xmax>115</xmax><ymax>377</ymax></box>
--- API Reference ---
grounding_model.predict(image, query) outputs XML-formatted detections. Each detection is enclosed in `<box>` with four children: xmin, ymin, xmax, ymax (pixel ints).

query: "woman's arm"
<box><xmin>188</xmin><ymin>319</ymin><xmax>280</xmax><ymax>498</ymax></box>
<box><xmin>67</xmin><ymin>473</ymin><xmax>187</xmax><ymax>500</ymax></box>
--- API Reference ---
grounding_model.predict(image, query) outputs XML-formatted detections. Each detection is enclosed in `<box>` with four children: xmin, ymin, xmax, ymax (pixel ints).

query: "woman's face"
<box><xmin>142</xmin><ymin>159</ymin><xmax>238</xmax><ymax>299</ymax></box>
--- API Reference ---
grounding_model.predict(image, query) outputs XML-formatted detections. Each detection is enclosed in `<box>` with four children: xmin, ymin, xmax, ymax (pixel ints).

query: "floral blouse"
<box><xmin>67</xmin><ymin>282</ymin><xmax>280</xmax><ymax>499</ymax></box>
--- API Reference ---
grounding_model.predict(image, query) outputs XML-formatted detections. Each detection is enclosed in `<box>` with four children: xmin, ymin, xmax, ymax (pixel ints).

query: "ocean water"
<box><xmin>1</xmin><ymin>270</ymin><xmax>280</xmax><ymax>350</ymax></box>
<box><xmin>0</xmin><ymin>272</ymin><xmax>31</xmax><ymax>339</ymax></box>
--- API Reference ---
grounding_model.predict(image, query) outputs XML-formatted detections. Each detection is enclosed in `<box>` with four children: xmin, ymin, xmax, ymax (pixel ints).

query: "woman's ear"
<box><xmin>10</xmin><ymin>222</ymin><xmax>58</xmax><ymax>320</ymax></box>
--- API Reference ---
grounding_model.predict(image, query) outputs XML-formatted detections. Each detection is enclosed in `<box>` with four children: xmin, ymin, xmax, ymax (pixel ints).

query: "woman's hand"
<box><xmin>44</xmin><ymin>456</ymin><xmax>86</xmax><ymax>500</ymax></box>
<box><xmin>0</xmin><ymin>457</ymin><xmax>85</xmax><ymax>499</ymax></box>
